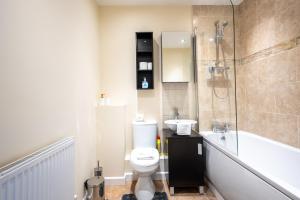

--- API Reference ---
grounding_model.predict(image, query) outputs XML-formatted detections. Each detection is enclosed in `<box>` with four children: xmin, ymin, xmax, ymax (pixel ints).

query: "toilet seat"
<box><xmin>130</xmin><ymin>148</ymin><xmax>159</xmax><ymax>167</ymax></box>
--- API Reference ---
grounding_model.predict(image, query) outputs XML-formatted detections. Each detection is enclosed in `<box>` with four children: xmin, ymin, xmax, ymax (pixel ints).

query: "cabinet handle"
<box><xmin>198</xmin><ymin>143</ymin><xmax>202</xmax><ymax>155</ymax></box>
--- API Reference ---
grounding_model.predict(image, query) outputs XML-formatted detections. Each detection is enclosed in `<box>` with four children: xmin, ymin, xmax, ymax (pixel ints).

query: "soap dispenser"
<box><xmin>142</xmin><ymin>77</ymin><xmax>148</xmax><ymax>89</ymax></box>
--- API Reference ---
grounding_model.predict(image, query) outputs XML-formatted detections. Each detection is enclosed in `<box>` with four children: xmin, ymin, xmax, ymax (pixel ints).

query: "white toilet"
<box><xmin>130</xmin><ymin>120</ymin><xmax>160</xmax><ymax>200</ymax></box>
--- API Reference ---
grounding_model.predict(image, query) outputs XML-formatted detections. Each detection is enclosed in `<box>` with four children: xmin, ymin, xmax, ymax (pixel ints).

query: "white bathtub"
<box><xmin>201</xmin><ymin>131</ymin><xmax>300</xmax><ymax>200</ymax></box>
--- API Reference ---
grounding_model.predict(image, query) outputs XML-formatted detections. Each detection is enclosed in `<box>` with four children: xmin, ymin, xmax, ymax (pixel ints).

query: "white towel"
<box><xmin>177</xmin><ymin>123</ymin><xmax>191</xmax><ymax>135</ymax></box>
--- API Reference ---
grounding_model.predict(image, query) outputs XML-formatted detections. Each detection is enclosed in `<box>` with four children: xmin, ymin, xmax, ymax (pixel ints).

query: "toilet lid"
<box><xmin>130</xmin><ymin>148</ymin><xmax>159</xmax><ymax>167</ymax></box>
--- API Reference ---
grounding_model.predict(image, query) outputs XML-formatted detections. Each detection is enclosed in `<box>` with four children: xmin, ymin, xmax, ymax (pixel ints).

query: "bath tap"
<box><xmin>221</xmin><ymin>123</ymin><xmax>231</xmax><ymax>140</ymax></box>
<box><xmin>212</xmin><ymin>121</ymin><xmax>231</xmax><ymax>139</ymax></box>
<box><xmin>224</xmin><ymin>122</ymin><xmax>231</xmax><ymax>133</ymax></box>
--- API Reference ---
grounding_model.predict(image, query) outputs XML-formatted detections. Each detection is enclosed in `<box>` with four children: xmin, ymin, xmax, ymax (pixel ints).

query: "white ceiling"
<box><xmin>96</xmin><ymin>0</ymin><xmax>244</xmax><ymax>6</ymax></box>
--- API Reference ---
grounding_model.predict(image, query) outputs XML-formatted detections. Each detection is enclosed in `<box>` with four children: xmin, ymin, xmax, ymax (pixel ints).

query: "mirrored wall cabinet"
<box><xmin>161</xmin><ymin>32</ymin><xmax>193</xmax><ymax>83</ymax></box>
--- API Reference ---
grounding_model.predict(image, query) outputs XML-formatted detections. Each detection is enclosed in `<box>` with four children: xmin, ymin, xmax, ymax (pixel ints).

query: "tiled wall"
<box><xmin>193</xmin><ymin>1</ymin><xmax>300</xmax><ymax>148</ymax></box>
<box><xmin>192</xmin><ymin>5</ymin><xmax>237</xmax><ymax>131</ymax></box>
<box><xmin>236</xmin><ymin>0</ymin><xmax>300</xmax><ymax>148</ymax></box>
<box><xmin>162</xmin><ymin>83</ymin><xmax>196</xmax><ymax>129</ymax></box>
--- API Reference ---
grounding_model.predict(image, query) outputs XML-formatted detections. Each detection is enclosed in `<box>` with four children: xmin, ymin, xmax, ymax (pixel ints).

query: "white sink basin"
<box><xmin>164</xmin><ymin>119</ymin><xmax>197</xmax><ymax>132</ymax></box>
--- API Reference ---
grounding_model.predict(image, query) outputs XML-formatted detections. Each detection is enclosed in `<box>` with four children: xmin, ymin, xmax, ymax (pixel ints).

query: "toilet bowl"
<box><xmin>130</xmin><ymin>148</ymin><xmax>159</xmax><ymax>200</ymax></box>
<box><xmin>130</xmin><ymin>120</ymin><xmax>159</xmax><ymax>200</ymax></box>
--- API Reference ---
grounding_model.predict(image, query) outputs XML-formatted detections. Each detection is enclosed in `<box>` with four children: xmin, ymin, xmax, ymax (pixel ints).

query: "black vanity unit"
<box><xmin>136</xmin><ymin>32</ymin><xmax>154</xmax><ymax>90</ymax></box>
<box><xmin>163</xmin><ymin>129</ymin><xmax>204</xmax><ymax>195</ymax></box>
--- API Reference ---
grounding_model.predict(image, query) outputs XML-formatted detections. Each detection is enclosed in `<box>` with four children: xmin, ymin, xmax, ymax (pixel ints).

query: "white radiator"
<box><xmin>0</xmin><ymin>137</ymin><xmax>75</xmax><ymax>200</ymax></box>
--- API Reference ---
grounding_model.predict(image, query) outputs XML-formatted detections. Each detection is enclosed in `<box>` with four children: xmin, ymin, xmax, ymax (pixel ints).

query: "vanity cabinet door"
<box><xmin>168</xmin><ymin>137</ymin><xmax>204</xmax><ymax>188</ymax></box>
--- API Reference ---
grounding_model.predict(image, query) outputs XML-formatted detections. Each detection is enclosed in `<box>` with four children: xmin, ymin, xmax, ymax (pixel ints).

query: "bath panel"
<box><xmin>202</xmin><ymin>131</ymin><xmax>300</xmax><ymax>200</ymax></box>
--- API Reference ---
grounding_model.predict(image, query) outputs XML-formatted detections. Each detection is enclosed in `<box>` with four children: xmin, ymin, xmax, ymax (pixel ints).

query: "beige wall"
<box><xmin>96</xmin><ymin>105</ymin><xmax>126</xmax><ymax>177</ymax></box>
<box><xmin>98</xmin><ymin>6</ymin><xmax>193</xmax><ymax>157</ymax></box>
<box><xmin>0</xmin><ymin>0</ymin><xmax>101</xmax><ymax>197</ymax></box>
<box><xmin>236</xmin><ymin>0</ymin><xmax>300</xmax><ymax>148</ymax></box>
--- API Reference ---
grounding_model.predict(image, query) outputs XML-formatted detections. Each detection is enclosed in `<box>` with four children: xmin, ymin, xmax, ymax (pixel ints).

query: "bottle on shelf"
<box><xmin>142</xmin><ymin>77</ymin><xmax>149</xmax><ymax>89</ymax></box>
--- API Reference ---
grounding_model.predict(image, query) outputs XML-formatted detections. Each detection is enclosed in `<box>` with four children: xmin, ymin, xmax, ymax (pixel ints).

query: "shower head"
<box><xmin>222</xmin><ymin>21</ymin><xmax>228</xmax><ymax>27</ymax></box>
<box><xmin>215</xmin><ymin>21</ymin><xmax>228</xmax><ymax>28</ymax></box>
<box><xmin>215</xmin><ymin>20</ymin><xmax>228</xmax><ymax>40</ymax></box>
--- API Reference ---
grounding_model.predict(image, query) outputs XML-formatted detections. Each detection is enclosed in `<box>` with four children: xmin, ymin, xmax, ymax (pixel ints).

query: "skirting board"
<box><xmin>105</xmin><ymin>172</ymin><xmax>225</xmax><ymax>200</ymax></box>
<box><xmin>104</xmin><ymin>171</ymin><xmax>168</xmax><ymax>186</ymax></box>
<box><xmin>104</xmin><ymin>176</ymin><xmax>126</xmax><ymax>185</ymax></box>
<box><xmin>205</xmin><ymin>178</ymin><xmax>225</xmax><ymax>200</ymax></box>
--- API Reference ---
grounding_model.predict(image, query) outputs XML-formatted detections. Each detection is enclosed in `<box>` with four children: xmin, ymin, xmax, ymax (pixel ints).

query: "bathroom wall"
<box><xmin>193</xmin><ymin>1</ymin><xmax>300</xmax><ymax>148</ymax></box>
<box><xmin>0</xmin><ymin>0</ymin><xmax>102</xmax><ymax>197</ymax></box>
<box><xmin>162</xmin><ymin>82</ymin><xmax>197</xmax><ymax>129</ymax></box>
<box><xmin>193</xmin><ymin>5</ymin><xmax>237</xmax><ymax>131</ymax></box>
<box><xmin>236</xmin><ymin>0</ymin><xmax>300</xmax><ymax>148</ymax></box>
<box><xmin>98</xmin><ymin>6</ymin><xmax>192</xmax><ymax>158</ymax></box>
<box><xmin>96</xmin><ymin>106</ymin><xmax>126</xmax><ymax>178</ymax></box>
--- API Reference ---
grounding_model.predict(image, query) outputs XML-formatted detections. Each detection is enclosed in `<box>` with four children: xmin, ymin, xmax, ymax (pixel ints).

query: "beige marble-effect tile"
<box><xmin>206</xmin><ymin>6</ymin><xmax>228</xmax><ymax>17</ymax></box>
<box><xmin>198</xmin><ymin>111</ymin><xmax>213</xmax><ymax>131</ymax></box>
<box><xmin>162</xmin><ymin>80</ymin><xmax>194</xmax><ymax>124</ymax></box>
<box><xmin>245</xmin><ymin>112</ymin><xmax>268</xmax><ymax>135</ymax></box>
<box><xmin>239</xmin><ymin>31</ymin><xmax>248</xmax><ymax>58</ymax></box>
<box><xmin>275</xmin><ymin>82</ymin><xmax>300</xmax><ymax>115</ymax></box>
<box><xmin>194</xmin><ymin>2</ymin><xmax>300</xmax><ymax>149</ymax></box>
<box><xmin>243</xmin><ymin>112</ymin><xmax>299</xmax><ymax>148</ymax></box>
<box><xmin>193</xmin><ymin>6</ymin><xmax>235</xmax><ymax>61</ymax></box>
<box><xmin>246</xmin><ymin>26</ymin><xmax>262</xmax><ymax>56</ymax></box>
<box><xmin>256</xmin><ymin>0</ymin><xmax>275</xmax><ymax>24</ymax></box>
<box><xmin>236</xmin><ymin>65</ymin><xmax>245</xmax><ymax>104</ymax></box>
<box><xmin>243</xmin><ymin>61</ymin><xmax>276</xmax><ymax>113</ymax></box>
<box><xmin>105</xmin><ymin>183</ymin><xmax>133</xmax><ymax>200</ymax></box>
<box><xmin>292</xmin><ymin>46</ymin><xmax>300</xmax><ymax>81</ymax></box>
<box><xmin>259</xmin><ymin>51</ymin><xmax>297</xmax><ymax>86</ymax></box>
<box><xmin>239</xmin><ymin>0</ymin><xmax>300</xmax><ymax>57</ymax></box>
<box><xmin>237</xmin><ymin>109</ymin><xmax>247</xmax><ymax>131</ymax></box>
<box><xmin>264</xmin><ymin>113</ymin><xmax>298</xmax><ymax>148</ymax></box>
<box><xmin>298</xmin><ymin>117</ymin><xmax>300</xmax><ymax>148</ymax></box>
<box><xmin>274</xmin><ymin>0</ymin><xmax>300</xmax><ymax>44</ymax></box>
<box><xmin>198</xmin><ymin>86</ymin><xmax>212</xmax><ymax>109</ymax></box>
<box><xmin>163</xmin><ymin>83</ymin><xmax>188</xmax><ymax>91</ymax></box>
<box><xmin>274</xmin><ymin>0</ymin><xmax>300</xmax><ymax>13</ymax></box>
<box><xmin>239</xmin><ymin>0</ymin><xmax>257</xmax><ymax>26</ymax></box>
<box><xmin>163</xmin><ymin>103</ymin><xmax>173</xmax><ymax>116</ymax></box>
<box><xmin>193</xmin><ymin>5</ymin><xmax>210</xmax><ymax>17</ymax></box>
<box><xmin>105</xmin><ymin>181</ymin><xmax>216</xmax><ymax>200</ymax></box>
<box><xmin>243</xmin><ymin>60</ymin><xmax>258</xmax><ymax>88</ymax></box>
<box><xmin>256</xmin><ymin>16</ymin><xmax>276</xmax><ymax>51</ymax></box>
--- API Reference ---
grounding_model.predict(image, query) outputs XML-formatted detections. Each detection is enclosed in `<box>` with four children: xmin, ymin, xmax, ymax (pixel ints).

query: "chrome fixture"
<box><xmin>215</xmin><ymin>20</ymin><xmax>228</xmax><ymax>67</ymax></box>
<box><xmin>173</xmin><ymin>107</ymin><xmax>180</xmax><ymax>119</ymax></box>
<box><xmin>210</xmin><ymin>20</ymin><xmax>232</xmax><ymax>132</ymax></box>
<box><xmin>212</xmin><ymin>121</ymin><xmax>231</xmax><ymax>140</ymax></box>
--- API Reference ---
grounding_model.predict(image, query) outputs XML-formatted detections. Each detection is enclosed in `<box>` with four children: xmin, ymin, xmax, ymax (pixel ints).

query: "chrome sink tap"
<box><xmin>173</xmin><ymin>107</ymin><xmax>180</xmax><ymax>120</ymax></box>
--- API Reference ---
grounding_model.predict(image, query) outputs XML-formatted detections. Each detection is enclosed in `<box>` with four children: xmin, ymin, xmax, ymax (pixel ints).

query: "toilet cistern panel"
<box><xmin>132</xmin><ymin>120</ymin><xmax>157</xmax><ymax>149</ymax></box>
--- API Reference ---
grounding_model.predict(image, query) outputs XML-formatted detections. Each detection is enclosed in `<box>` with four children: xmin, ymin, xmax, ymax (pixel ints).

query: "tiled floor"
<box><xmin>105</xmin><ymin>180</ymin><xmax>217</xmax><ymax>200</ymax></box>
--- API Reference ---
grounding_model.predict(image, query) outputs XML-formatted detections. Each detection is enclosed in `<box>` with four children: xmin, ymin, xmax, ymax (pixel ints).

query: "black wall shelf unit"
<box><xmin>136</xmin><ymin>32</ymin><xmax>154</xmax><ymax>90</ymax></box>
